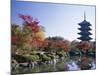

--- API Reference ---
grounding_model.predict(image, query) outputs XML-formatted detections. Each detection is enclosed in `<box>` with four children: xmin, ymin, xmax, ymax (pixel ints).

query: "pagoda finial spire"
<box><xmin>84</xmin><ymin>11</ymin><xmax>86</xmax><ymax>20</ymax></box>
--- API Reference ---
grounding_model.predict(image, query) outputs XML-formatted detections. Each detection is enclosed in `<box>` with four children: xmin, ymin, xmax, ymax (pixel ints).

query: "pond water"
<box><xmin>12</xmin><ymin>56</ymin><xmax>96</xmax><ymax>74</ymax></box>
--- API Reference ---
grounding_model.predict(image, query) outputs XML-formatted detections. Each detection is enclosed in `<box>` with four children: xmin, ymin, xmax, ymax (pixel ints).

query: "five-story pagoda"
<box><xmin>78</xmin><ymin>12</ymin><xmax>92</xmax><ymax>41</ymax></box>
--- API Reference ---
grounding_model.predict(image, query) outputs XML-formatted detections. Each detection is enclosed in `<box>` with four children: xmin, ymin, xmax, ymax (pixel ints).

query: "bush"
<box><xmin>56</xmin><ymin>51</ymin><xmax>67</xmax><ymax>58</ymax></box>
<box><xmin>47</xmin><ymin>54</ymin><xmax>54</xmax><ymax>59</ymax></box>
<box><xmin>12</xmin><ymin>54</ymin><xmax>28</xmax><ymax>63</ymax></box>
<box><xmin>25</xmin><ymin>55</ymin><xmax>39</xmax><ymax>62</ymax></box>
<box><xmin>41</xmin><ymin>54</ymin><xmax>51</xmax><ymax>61</ymax></box>
<box><xmin>12</xmin><ymin>54</ymin><xmax>39</xmax><ymax>63</ymax></box>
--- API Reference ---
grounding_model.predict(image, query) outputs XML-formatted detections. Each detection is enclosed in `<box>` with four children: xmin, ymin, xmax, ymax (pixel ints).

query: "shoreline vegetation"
<box><xmin>11</xmin><ymin>14</ymin><xmax>96</xmax><ymax>74</ymax></box>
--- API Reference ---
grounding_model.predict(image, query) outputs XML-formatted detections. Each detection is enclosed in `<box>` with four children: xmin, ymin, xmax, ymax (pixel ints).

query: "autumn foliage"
<box><xmin>77</xmin><ymin>41</ymin><xmax>95</xmax><ymax>53</ymax></box>
<box><xmin>78</xmin><ymin>41</ymin><xmax>91</xmax><ymax>50</ymax></box>
<box><xmin>19</xmin><ymin>14</ymin><xmax>45</xmax><ymax>47</ymax></box>
<box><xmin>11</xmin><ymin>14</ymin><xmax>95</xmax><ymax>55</ymax></box>
<box><xmin>40</xmin><ymin>37</ymin><xmax>71</xmax><ymax>52</ymax></box>
<box><xmin>19</xmin><ymin>14</ymin><xmax>40</xmax><ymax>32</ymax></box>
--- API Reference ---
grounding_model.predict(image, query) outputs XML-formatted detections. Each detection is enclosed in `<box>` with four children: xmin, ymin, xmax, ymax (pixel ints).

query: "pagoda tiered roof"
<box><xmin>78</xmin><ymin>31</ymin><xmax>92</xmax><ymax>35</ymax></box>
<box><xmin>78</xmin><ymin>37</ymin><xmax>92</xmax><ymax>41</ymax></box>
<box><xmin>78</xmin><ymin>20</ymin><xmax>91</xmax><ymax>26</ymax></box>
<box><xmin>78</xmin><ymin>27</ymin><xmax>92</xmax><ymax>31</ymax></box>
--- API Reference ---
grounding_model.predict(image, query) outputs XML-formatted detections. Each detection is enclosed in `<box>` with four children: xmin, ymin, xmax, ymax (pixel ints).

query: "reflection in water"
<box><xmin>66</xmin><ymin>60</ymin><xmax>80</xmax><ymax>71</ymax></box>
<box><xmin>12</xmin><ymin>56</ymin><xmax>96</xmax><ymax>74</ymax></box>
<box><xmin>91</xmin><ymin>61</ymin><xmax>96</xmax><ymax>70</ymax></box>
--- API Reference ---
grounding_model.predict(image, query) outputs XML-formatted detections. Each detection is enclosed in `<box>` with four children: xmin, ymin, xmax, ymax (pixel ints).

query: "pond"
<box><xmin>12</xmin><ymin>56</ymin><xmax>96</xmax><ymax>75</ymax></box>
